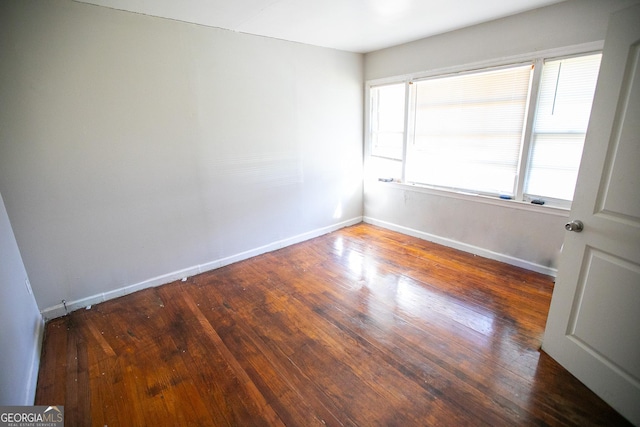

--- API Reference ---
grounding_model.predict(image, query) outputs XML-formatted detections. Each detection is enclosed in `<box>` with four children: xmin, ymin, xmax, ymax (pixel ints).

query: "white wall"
<box><xmin>363</xmin><ymin>0</ymin><xmax>635</xmax><ymax>275</ymax></box>
<box><xmin>365</xmin><ymin>0</ymin><xmax>634</xmax><ymax>81</ymax></box>
<box><xmin>0</xmin><ymin>0</ymin><xmax>363</xmax><ymax>316</ymax></box>
<box><xmin>0</xmin><ymin>193</ymin><xmax>43</xmax><ymax>405</ymax></box>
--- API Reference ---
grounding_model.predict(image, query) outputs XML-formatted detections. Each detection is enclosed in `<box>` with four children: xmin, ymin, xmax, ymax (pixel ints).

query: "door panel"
<box><xmin>569</xmin><ymin>248</ymin><xmax>640</xmax><ymax>380</ymax></box>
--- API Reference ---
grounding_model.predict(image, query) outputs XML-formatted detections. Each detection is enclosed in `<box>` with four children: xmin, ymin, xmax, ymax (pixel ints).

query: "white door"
<box><xmin>542</xmin><ymin>3</ymin><xmax>640</xmax><ymax>425</ymax></box>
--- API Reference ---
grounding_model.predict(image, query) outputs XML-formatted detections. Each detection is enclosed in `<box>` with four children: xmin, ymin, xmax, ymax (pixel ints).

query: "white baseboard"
<box><xmin>364</xmin><ymin>216</ymin><xmax>557</xmax><ymax>277</ymax></box>
<box><xmin>25</xmin><ymin>315</ymin><xmax>45</xmax><ymax>404</ymax></box>
<box><xmin>41</xmin><ymin>217</ymin><xmax>363</xmax><ymax>320</ymax></box>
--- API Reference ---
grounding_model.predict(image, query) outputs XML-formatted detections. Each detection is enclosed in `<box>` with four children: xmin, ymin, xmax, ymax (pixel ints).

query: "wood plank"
<box><xmin>34</xmin><ymin>224</ymin><xmax>632</xmax><ymax>426</ymax></box>
<box><xmin>34</xmin><ymin>317</ymin><xmax>68</xmax><ymax>406</ymax></box>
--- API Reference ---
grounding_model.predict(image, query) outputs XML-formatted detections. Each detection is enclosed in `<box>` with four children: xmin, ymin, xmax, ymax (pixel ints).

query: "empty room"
<box><xmin>1</xmin><ymin>0</ymin><xmax>638</xmax><ymax>425</ymax></box>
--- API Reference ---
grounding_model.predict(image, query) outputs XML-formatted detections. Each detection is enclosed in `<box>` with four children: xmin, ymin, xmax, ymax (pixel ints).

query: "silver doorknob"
<box><xmin>565</xmin><ymin>220</ymin><xmax>584</xmax><ymax>232</ymax></box>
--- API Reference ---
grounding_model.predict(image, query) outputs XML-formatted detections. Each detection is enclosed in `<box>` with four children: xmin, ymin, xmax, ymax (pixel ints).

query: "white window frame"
<box><xmin>364</xmin><ymin>42</ymin><xmax>604</xmax><ymax>210</ymax></box>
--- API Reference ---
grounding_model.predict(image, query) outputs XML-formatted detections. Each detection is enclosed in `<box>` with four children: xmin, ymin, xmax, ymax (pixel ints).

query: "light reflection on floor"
<box><xmin>329</xmin><ymin>234</ymin><xmax>539</xmax><ymax>395</ymax></box>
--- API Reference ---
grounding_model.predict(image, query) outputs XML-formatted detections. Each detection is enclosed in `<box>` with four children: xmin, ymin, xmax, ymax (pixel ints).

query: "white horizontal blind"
<box><xmin>406</xmin><ymin>64</ymin><xmax>532</xmax><ymax>195</ymax></box>
<box><xmin>525</xmin><ymin>53</ymin><xmax>602</xmax><ymax>201</ymax></box>
<box><xmin>370</xmin><ymin>83</ymin><xmax>405</xmax><ymax>160</ymax></box>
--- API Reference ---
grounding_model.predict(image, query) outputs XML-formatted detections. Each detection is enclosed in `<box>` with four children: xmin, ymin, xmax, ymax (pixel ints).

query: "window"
<box><xmin>408</xmin><ymin>64</ymin><xmax>532</xmax><ymax>196</ymax></box>
<box><xmin>370</xmin><ymin>83</ymin><xmax>405</xmax><ymax>160</ymax></box>
<box><xmin>368</xmin><ymin>52</ymin><xmax>602</xmax><ymax>208</ymax></box>
<box><xmin>525</xmin><ymin>54</ymin><xmax>602</xmax><ymax>202</ymax></box>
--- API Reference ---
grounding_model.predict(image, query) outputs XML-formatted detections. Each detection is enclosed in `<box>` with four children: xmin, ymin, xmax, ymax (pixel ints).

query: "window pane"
<box><xmin>527</xmin><ymin>134</ymin><xmax>585</xmax><ymax>200</ymax></box>
<box><xmin>407</xmin><ymin>65</ymin><xmax>532</xmax><ymax>195</ymax></box>
<box><xmin>371</xmin><ymin>83</ymin><xmax>405</xmax><ymax>160</ymax></box>
<box><xmin>525</xmin><ymin>53</ymin><xmax>602</xmax><ymax>201</ymax></box>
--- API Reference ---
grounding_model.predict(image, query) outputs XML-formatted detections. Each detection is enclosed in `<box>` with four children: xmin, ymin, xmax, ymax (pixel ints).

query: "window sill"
<box><xmin>369</xmin><ymin>179</ymin><xmax>571</xmax><ymax>217</ymax></box>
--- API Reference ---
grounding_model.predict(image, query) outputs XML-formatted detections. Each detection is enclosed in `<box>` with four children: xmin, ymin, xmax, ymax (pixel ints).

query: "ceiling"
<box><xmin>75</xmin><ymin>0</ymin><xmax>567</xmax><ymax>53</ymax></box>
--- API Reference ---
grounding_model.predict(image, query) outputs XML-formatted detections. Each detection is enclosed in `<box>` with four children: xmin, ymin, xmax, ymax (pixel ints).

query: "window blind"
<box><xmin>525</xmin><ymin>53</ymin><xmax>602</xmax><ymax>201</ymax></box>
<box><xmin>406</xmin><ymin>64</ymin><xmax>533</xmax><ymax>195</ymax></box>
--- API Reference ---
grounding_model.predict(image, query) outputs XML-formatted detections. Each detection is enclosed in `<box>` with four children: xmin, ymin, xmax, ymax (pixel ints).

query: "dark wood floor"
<box><xmin>35</xmin><ymin>224</ymin><xmax>630</xmax><ymax>426</ymax></box>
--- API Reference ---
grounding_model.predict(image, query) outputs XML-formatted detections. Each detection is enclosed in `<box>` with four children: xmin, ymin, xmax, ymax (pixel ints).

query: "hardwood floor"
<box><xmin>35</xmin><ymin>224</ymin><xmax>630</xmax><ymax>426</ymax></box>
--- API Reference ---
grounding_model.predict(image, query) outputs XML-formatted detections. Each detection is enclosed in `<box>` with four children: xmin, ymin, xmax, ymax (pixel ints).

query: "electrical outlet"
<box><xmin>25</xmin><ymin>278</ymin><xmax>33</xmax><ymax>295</ymax></box>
